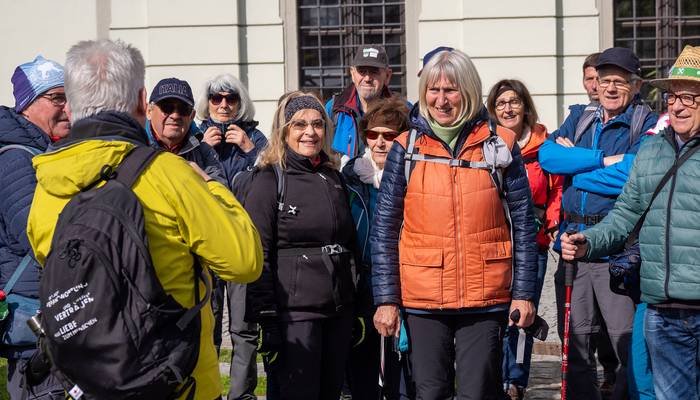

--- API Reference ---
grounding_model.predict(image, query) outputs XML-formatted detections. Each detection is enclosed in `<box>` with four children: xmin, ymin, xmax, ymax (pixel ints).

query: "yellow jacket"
<box><xmin>27</xmin><ymin>139</ymin><xmax>263</xmax><ymax>400</ymax></box>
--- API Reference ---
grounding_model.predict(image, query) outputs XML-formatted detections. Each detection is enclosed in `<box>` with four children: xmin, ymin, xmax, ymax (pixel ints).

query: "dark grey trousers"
<box><xmin>555</xmin><ymin>259</ymin><xmax>635</xmax><ymax>400</ymax></box>
<box><xmin>211</xmin><ymin>277</ymin><xmax>259</xmax><ymax>400</ymax></box>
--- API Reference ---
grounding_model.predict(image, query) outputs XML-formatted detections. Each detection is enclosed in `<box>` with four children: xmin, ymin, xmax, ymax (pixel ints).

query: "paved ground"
<box><xmin>220</xmin><ymin>252</ymin><xmax>570</xmax><ymax>399</ymax></box>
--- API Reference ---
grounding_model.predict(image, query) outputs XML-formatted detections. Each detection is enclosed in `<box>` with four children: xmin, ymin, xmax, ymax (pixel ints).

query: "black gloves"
<box><xmin>257</xmin><ymin>320</ymin><xmax>282</xmax><ymax>364</ymax></box>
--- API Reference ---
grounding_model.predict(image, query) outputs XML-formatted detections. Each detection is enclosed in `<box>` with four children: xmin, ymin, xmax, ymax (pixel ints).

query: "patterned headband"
<box><xmin>284</xmin><ymin>95</ymin><xmax>325</xmax><ymax>122</ymax></box>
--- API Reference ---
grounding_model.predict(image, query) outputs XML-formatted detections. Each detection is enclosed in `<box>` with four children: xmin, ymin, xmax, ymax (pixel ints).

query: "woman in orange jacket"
<box><xmin>487</xmin><ymin>79</ymin><xmax>563</xmax><ymax>400</ymax></box>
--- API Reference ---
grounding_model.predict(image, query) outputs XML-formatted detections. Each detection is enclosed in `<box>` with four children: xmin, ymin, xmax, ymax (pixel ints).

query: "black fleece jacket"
<box><xmin>244</xmin><ymin>149</ymin><xmax>358</xmax><ymax>322</ymax></box>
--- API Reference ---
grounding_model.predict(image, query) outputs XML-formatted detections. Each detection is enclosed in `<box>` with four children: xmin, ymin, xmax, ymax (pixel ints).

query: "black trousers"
<box><xmin>407</xmin><ymin>311</ymin><xmax>508</xmax><ymax>400</ymax></box>
<box><xmin>267</xmin><ymin>312</ymin><xmax>353</xmax><ymax>400</ymax></box>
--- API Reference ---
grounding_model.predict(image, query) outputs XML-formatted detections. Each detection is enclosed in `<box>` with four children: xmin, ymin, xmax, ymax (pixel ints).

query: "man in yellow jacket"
<box><xmin>26</xmin><ymin>39</ymin><xmax>263</xmax><ymax>400</ymax></box>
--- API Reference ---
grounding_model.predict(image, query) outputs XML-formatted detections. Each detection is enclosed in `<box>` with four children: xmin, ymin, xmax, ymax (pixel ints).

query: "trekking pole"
<box><xmin>561</xmin><ymin>228</ymin><xmax>578</xmax><ymax>400</ymax></box>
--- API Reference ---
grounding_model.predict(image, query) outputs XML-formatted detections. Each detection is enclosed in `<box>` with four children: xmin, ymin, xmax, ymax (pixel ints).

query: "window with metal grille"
<box><xmin>297</xmin><ymin>0</ymin><xmax>406</xmax><ymax>103</ymax></box>
<box><xmin>614</xmin><ymin>0</ymin><xmax>700</xmax><ymax>110</ymax></box>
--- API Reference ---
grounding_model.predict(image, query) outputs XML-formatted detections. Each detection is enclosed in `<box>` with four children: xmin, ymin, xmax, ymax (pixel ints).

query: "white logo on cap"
<box><xmin>363</xmin><ymin>48</ymin><xmax>379</xmax><ymax>58</ymax></box>
<box><xmin>36</xmin><ymin>62</ymin><xmax>61</xmax><ymax>79</ymax></box>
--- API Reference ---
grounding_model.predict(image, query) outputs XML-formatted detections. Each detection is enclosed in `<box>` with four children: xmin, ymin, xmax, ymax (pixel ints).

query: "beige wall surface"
<box><xmin>414</xmin><ymin>0</ymin><xmax>603</xmax><ymax>130</ymax></box>
<box><xmin>1</xmin><ymin>0</ymin><xmax>605</xmax><ymax>135</ymax></box>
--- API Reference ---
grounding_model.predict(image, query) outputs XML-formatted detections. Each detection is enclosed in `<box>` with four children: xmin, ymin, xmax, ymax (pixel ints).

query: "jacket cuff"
<box><xmin>373</xmin><ymin>295</ymin><xmax>401</xmax><ymax>306</ymax></box>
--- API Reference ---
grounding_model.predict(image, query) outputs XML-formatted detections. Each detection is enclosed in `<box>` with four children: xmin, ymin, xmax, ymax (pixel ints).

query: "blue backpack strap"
<box><xmin>573</xmin><ymin>104</ymin><xmax>599</xmax><ymax>145</ymax></box>
<box><xmin>0</xmin><ymin>144</ymin><xmax>43</xmax><ymax>157</ymax></box>
<box><xmin>3</xmin><ymin>255</ymin><xmax>34</xmax><ymax>294</ymax></box>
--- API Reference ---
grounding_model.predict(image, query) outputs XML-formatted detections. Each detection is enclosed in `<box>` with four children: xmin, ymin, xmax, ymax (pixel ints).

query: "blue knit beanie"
<box><xmin>12</xmin><ymin>55</ymin><xmax>64</xmax><ymax>113</ymax></box>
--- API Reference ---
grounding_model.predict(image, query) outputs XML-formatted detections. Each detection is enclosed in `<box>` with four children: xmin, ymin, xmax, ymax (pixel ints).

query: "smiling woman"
<box><xmin>242</xmin><ymin>91</ymin><xmax>357</xmax><ymax>399</ymax></box>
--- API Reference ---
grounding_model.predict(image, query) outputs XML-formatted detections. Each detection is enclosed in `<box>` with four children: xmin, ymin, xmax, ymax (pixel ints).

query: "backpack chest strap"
<box><xmin>404</xmin><ymin>152</ymin><xmax>491</xmax><ymax>170</ymax></box>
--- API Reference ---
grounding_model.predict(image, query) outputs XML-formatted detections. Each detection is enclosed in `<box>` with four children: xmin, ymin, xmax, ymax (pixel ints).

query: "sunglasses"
<box><xmin>365</xmin><ymin>130</ymin><xmax>399</xmax><ymax>141</ymax></box>
<box><xmin>209</xmin><ymin>93</ymin><xmax>239</xmax><ymax>105</ymax></box>
<box><xmin>156</xmin><ymin>100</ymin><xmax>193</xmax><ymax>115</ymax></box>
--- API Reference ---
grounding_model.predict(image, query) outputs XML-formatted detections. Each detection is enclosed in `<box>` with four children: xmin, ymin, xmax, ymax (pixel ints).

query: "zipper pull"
<box><xmin>318</xmin><ymin>173</ymin><xmax>327</xmax><ymax>181</ymax></box>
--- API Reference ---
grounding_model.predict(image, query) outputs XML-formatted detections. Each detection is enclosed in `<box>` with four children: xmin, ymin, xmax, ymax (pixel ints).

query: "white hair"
<box><xmin>418</xmin><ymin>49</ymin><xmax>483</xmax><ymax>124</ymax></box>
<box><xmin>195</xmin><ymin>73</ymin><xmax>256</xmax><ymax>122</ymax></box>
<box><xmin>64</xmin><ymin>39</ymin><xmax>145</xmax><ymax>122</ymax></box>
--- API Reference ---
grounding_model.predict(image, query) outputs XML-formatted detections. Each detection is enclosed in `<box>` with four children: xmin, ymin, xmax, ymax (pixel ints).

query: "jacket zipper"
<box><xmin>317</xmin><ymin>172</ymin><xmax>338</xmax><ymax>240</ymax></box>
<box><xmin>663</xmin><ymin>138</ymin><xmax>682</xmax><ymax>301</ymax></box>
<box><xmin>452</xmin><ymin>168</ymin><xmax>462</xmax><ymax>307</ymax></box>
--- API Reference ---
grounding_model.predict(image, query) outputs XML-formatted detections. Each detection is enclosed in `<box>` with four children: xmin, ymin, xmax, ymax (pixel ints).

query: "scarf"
<box><xmin>353</xmin><ymin>148</ymin><xmax>383</xmax><ymax>189</ymax></box>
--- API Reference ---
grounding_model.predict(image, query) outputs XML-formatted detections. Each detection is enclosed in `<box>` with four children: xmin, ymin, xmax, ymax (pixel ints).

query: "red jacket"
<box><xmin>520</xmin><ymin>123</ymin><xmax>563</xmax><ymax>250</ymax></box>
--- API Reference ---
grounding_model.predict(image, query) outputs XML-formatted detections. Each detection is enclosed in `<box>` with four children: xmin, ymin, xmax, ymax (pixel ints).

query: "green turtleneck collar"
<box><xmin>427</xmin><ymin>116</ymin><xmax>468</xmax><ymax>150</ymax></box>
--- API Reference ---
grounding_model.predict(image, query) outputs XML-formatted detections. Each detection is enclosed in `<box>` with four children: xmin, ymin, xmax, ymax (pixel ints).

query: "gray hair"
<box><xmin>418</xmin><ymin>48</ymin><xmax>483</xmax><ymax>124</ymax></box>
<box><xmin>195</xmin><ymin>73</ymin><xmax>255</xmax><ymax>122</ymax></box>
<box><xmin>64</xmin><ymin>39</ymin><xmax>145</xmax><ymax>122</ymax></box>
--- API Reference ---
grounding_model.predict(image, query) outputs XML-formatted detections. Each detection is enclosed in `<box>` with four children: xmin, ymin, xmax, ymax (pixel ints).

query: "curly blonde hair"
<box><xmin>258</xmin><ymin>91</ymin><xmax>338</xmax><ymax>169</ymax></box>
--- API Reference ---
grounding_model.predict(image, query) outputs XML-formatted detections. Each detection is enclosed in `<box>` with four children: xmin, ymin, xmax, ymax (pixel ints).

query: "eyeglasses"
<box><xmin>365</xmin><ymin>130</ymin><xmax>399</xmax><ymax>141</ymax></box>
<box><xmin>597</xmin><ymin>78</ymin><xmax>631</xmax><ymax>90</ymax></box>
<box><xmin>156</xmin><ymin>100</ymin><xmax>193</xmax><ymax>115</ymax></box>
<box><xmin>290</xmin><ymin>119</ymin><xmax>325</xmax><ymax>130</ymax></box>
<box><xmin>209</xmin><ymin>93</ymin><xmax>239</xmax><ymax>105</ymax></box>
<box><xmin>40</xmin><ymin>93</ymin><xmax>67</xmax><ymax>107</ymax></box>
<box><xmin>495</xmin><ymin>98</ymin><xmax>523</xmax><ymax>111</ymax></box>
<box><xmin>665</xmin><ymin>92</ymin><xmax>700</xmax><ymax>108</ymax></box>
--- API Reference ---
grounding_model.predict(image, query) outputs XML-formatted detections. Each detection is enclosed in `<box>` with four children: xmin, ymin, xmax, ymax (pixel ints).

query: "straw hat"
<box><xmin>650</xmin><ymin>45</ymin><xmax>700</xmax><ymax>90</ymax></box>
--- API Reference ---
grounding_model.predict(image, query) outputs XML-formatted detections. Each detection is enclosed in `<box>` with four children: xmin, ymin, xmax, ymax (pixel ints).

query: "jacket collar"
<box><xmin>520</xmin><ymin>123</ymin><xmax>548</xmax><ymax>159</ymax></box>
<box><xmin>59</xmin><ymin>111</ymin><xmax>149</xmax><ymax>149</ymax></box>
<box><xmin>285</xmin><ymin>145</ymin><xmax>330</xmax><ymax>172</ymax></box>
<box><xmin>0</xmin><ymin>106</ymin><xmax>51</xmax><ymax>150</ymax></box>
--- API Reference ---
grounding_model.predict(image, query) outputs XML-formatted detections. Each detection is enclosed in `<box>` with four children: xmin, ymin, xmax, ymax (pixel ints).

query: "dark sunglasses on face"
<box><xmin>156</xmin><ymin>100</ymin><xmax>193</xmax><ymax>115</ymax></box>
<box><xmin>365</xmin><ymin>130</ymin><xmax>399</xmax><ymax>141</ymax></box>
<box><xmin>209</xmin><ymin>93</ymin><xmax>239</xmax><ymax>105</ymax></box>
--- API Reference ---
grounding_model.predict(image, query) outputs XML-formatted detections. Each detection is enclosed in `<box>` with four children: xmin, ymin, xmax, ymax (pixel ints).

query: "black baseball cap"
<box><xmin>352</xmin><ymin>45</ymin><xmax>389</xmax><ymax>68</ymax></box>
<box><xmin>595</xmin><ymin>47</ymin><xmax>641</xmax><ymax>75</ymax></box>
<box><xmin>149</xmin><ymin>78</ymin><xmax>195</xmax><ymax>106</ymax></box>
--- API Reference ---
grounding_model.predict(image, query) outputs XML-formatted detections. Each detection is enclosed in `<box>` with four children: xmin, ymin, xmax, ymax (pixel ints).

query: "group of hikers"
<box><xmin>0</xmin><ymin>36</ymin><xmax>699</xmax><ymax>400</ymax></box>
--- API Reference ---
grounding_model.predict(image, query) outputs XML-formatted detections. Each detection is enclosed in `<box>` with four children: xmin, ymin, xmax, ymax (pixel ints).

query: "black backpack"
<box><xmin>231</xmin><ymin>163</ymin><xmax>286</xmax><ymax>210</ymax></box>
<box><xmin>38</xmin><ymin>146</ymin><xmax>211</xmax><ymax>400</ymax></box>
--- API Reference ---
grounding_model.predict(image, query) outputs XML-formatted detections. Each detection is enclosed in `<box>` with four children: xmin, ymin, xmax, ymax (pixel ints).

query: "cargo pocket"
<box><xmin>399</xmin><ymin>247</ymin><xmax>443</xmax><ymax>303</ymax></box>
<box><xmin>480</xmin><ymin>242</ymin><xmax>512</xmax><ymax>299</ymax></box>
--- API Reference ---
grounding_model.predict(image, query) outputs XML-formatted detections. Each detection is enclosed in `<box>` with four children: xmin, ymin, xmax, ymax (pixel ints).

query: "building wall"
<box><xmin>1</xmin><ymin>0</ymin><xmax>605</xmax><ymax>134</ymax></box>
<box><xmin>413</xmin><ymin>0</ymin><xmax>603</xmax><ymax>130</ymax></box>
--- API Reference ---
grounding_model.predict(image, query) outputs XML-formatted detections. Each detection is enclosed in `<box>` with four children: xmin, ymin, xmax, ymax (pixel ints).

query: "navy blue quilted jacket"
<box><xmin>370</xmin><ymin>106</ymin><xmax>539</xmax><ymax>306</ymax></box>
<box><xmin>0</xmin><ymin>106</ymin><xmax>50</xmax><ymax>357</ymax></box>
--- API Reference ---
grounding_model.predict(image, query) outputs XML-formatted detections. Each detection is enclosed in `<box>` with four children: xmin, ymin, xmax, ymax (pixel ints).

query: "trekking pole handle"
<box><xmin>564</xmin><ymin>228</ymin><xmax>578</xmax><ymax>287</ymax></box>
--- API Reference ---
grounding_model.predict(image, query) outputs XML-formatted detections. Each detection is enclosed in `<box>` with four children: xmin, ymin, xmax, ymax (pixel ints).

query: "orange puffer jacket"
<box><xmin>520</xmin><ymin>123</ymin><xmax>563</xmax><ymax>251</ymax></box>
<box><xmin>396</xmin><ymin>122</ymin><xmax>517</xmax><ymax>309</ymax></box>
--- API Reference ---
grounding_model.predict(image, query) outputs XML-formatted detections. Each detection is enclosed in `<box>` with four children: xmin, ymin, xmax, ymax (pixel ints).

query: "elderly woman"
<box><xmin>196</xmin><ymin>73</ymin><xmax>267</xmax><ymax>400</ymax></box>
<box><xmin>341</xmin><ymin>94</ymin><xmax>411</xmax><ymax>399</ymax></box>
<box><xmin>487</xmin><ymin>79</ymin><xmax>563</xmax><ymax>400</ymax></box>
<box><xmin>371</xmin><ymin>48</ymin><xmax>539</xmax><ymax>399</ymax></box>
<box><xmin>197</xmin><ymin>73</ymin><xmax>268</xmax><ymax>184</ymax></box>
<box><xmin>243</xmin><ymin>91</ymin><xmax>357</xmax><ymax>400</ymax></box>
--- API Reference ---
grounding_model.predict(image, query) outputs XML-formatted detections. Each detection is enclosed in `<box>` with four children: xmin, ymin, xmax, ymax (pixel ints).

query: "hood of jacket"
<box><xmin>0</xmin><ymin>106</ymin><xmax>51</xmax><ymax>150</ymax></box>
<box><xmin>34</xmin><ymin>112</ymin><xmax>147</xmax><ymax>197</ymax></box>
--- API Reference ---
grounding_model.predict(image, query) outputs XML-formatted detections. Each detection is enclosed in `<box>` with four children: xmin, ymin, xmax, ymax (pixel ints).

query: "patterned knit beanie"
<box><xmin>12</xmin><ymin>55</ymin><xmax>64</xmax><ymax>112</ymax></box>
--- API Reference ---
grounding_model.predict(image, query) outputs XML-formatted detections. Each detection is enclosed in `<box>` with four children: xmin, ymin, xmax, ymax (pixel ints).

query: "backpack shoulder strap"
<box><xmin>2</xmin><ymin>255</ymin><xmax>34</xmax><ymax>294</ymax></box>
<box><xmin>272</xmin><ymin>163</ymin><xmax>286</xmax><ymax>211</ymax></box>
<box><xmin>574</xmin><ymin>104</ymin><xmax>598</xmax><ymax>145</ymax></box>
<box><xmin>629</xmin><ymin>103</ymin><xmax>652</xmax><ymax>146</ymax></box>
<box><xmin>403</xmin><ymin>128</ymin><xmax>421</xmax><ymax>185</ymax></box>
<box><xmin>0</xmin><ymin>144</ymin><xmax>43</xmax><ymax>157</ymax></box>
<box><xmin>114</xmin><ymin>146</ymin><xmax>161</xmax><ymax>188</ymax></box>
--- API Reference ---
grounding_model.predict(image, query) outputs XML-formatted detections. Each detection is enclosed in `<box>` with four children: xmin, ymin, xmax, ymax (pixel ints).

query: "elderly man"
<box><xmin>0</xmin><ymin>55</ymin><xmax>69</xmax><ymax>399</ymax></box>
<box><xmin>26</xmin><ymin>39</ymin><xmax>262</xmax><ymax>400</ymax></box>
<box><xmin>539</xmin><ymin>47</ymin><xmax>658</xmax><ymax>400</ymax></box>
<box><xmin>326</xmin><ymin>44</ymin><xmax>393</xmax><ymax>163</ymax></box>
<box><xmin>562</xmin><ymin>44</ymin><xmax>700</xmax><ymax>400</ymax></box>
<box><xmin>146</xmin><ymin>77</ymin><xmax>225</xmax><ymax>184</ymax></box>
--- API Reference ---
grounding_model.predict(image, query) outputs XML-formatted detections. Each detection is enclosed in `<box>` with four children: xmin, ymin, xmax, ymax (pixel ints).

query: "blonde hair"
<box><xmin>258</xmin><ymin>91</ymin><xmax>338</xmax><ymax>169</ymax></box>
<box><xmin>418</xmin><ymin>49</ymin><xmax>482</xmax><ymax>124</ymax></box>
